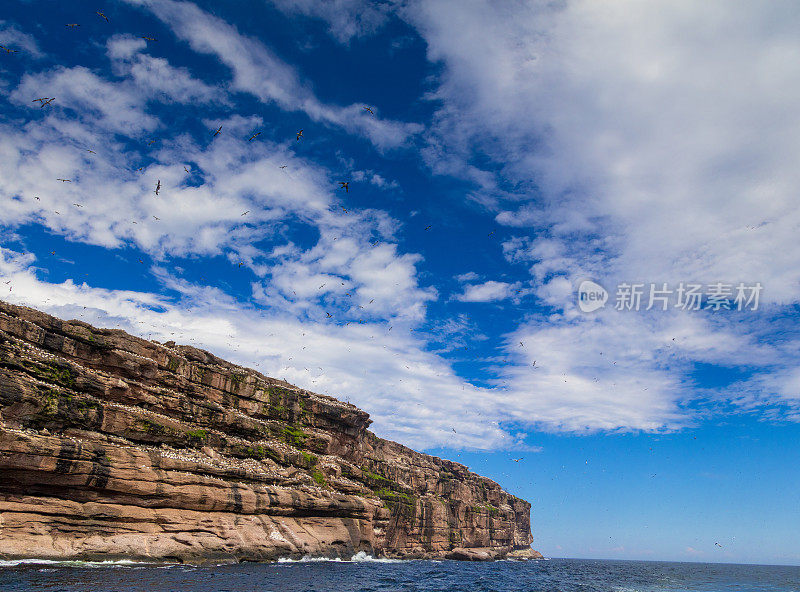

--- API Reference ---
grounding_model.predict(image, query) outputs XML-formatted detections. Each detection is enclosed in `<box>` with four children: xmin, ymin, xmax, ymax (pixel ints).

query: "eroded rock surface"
<box><xmin>0</xmin><ymin>301</ymin><xmax>537</xmax><ymax>562</ymax></box>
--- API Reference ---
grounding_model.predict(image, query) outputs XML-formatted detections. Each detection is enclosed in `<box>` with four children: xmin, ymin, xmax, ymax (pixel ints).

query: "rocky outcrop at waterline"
<box><xmin>0</xmin><ymin>301</ymin><xmax>538</xmax><ymax>563</ymax></box>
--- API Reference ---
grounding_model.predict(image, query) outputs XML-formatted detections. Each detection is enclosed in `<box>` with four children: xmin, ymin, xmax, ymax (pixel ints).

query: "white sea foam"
<box><xmin>276</xmin><ymin>552</ymin><xmax>401</xmax><ymax>564</ymax></box>
<box><xmin>350</xmin><ymin>551</ymin><xmax>402</xmax><ymax>563</ymax></box>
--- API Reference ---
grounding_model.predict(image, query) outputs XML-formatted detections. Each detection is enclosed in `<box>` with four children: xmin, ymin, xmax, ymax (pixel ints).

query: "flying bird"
<box><xmin>37</xmin><ymin>97</ymin><xmax>56</xmax><ymax>108</ymax></box>
<box><xmin>363</xmin><ymin>106</ymin><xmax>374</xmax><ymax>114</ymax></box>
<box><xmin>34</xmin><ymin>196</ymin><xmax>40</xmax><ymax>200</ymax></box>
<box><xmin>1</xmin><ymin>45</ymin><xmax>18</xmax><ymax>54</ymax></box>
<box><xmin>140</xmin><ymin>36</ymin><xmax>157</xmax><ymax>41</ymax></box>
<box><xmin>279</xmin><ymin>165</ymin><xmax>287</xmax><ymax>169</ymax></box>
<box><xmin>96</xmin><ymin>10</ymin><xmax>109</xmax><ymax>22</ymax></box>
<box><xmin>65</xmin><ymin>23</ymin><xmax>80</xmax><ymax>28</ymax></box>
<box><xmin>86</xmin><ymin>149</ymin><xmax>96</xmax><ymax>154</ymax></box>
<box><xmin>424</xmin><ymin>225</ymin><xmax>432</xmax><ymax>231</ymax></box>
<box><xmin>183</xmin><ymin>166</ymin><xmax>190</xmax><ymax>173</ymax></box>
<box><xmin>73</xmin><ymin>203</ymin><xmax>83</xmax><ymax>207</ymax></box>
<box><xmin>248</xmin><ymin>131</ymin><xmax>261</xmax><ymax>141</ymax></box>
<box><xmin>213</xmin><ymin>125</ymin><xmax>222</xmax><ymax>137</ymax></box>
<box><xmin>152</xmin><ymin>215</ymin><xmax>160</xmax><ymax>220</ymax></box>
<box><xmin>326</xmin><ymin>312</ymin><xmax>333</xmax><ymax>318</ymax></box>
<box><xmin>512</xmin><ymin>458</ymin><xmax>523</xmax><ymax>462</ymax></box>
<box><xmin>296</xmin><ymin>129</ymin><xmax>303</xmax><ymax>140</ymax></box>
<box><xmin>56</xmin><ymin>178</ymin><xmax>71</xmax><ymax>182</ymax></box>
<box><xmin>154</xmin><ymin>179</ymin><xmax>161</xmax><ymax>196</ymax></box>
<box><xmin>338</xmin><ymin>182</ymin><xmax>349</xmax><ymax>193</ymax></box>
<box><xmin>241</xmin><ymin>210</ymin><xmax>249</xmax><ymax>216</ymax></box>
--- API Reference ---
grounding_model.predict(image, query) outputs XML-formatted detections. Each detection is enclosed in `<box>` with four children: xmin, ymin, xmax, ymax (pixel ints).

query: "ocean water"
<box><xmin>0</xmin><ymin>556</ymin><xmax>798</xmax><ymax>592</ymax></box>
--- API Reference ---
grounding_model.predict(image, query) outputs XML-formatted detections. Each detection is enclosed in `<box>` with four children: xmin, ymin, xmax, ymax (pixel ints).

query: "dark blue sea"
<box><xmin>1</xmin><ymin>556</ymin><xmax>798</xmax><ymax>592</ymax></box>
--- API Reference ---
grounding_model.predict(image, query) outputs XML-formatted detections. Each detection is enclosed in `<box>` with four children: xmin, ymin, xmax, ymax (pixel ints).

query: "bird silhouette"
<box><xmin>86</xmin><ymin>149</ymin><xmax>96</xmax><ymax>154</ymax></box>
<box><xmin>1</xmin><ymin>45</ymin><xmax>19</xmax><ymax>54</ymax></box>
<box><xmin>248</xmin><ymin>131</ymin><xmax>261</xmax><ymax>141</ymax></box>
<box><xmin>213</xmin><ymin>125</ymin><xmax>222</xmax><ymax>137</ymax></box>
<box><xmin>326</xmin><ymin>312</ymin><xmax>333</xmax><ymax>318</ymax></box>
<box><xmin>512</xmin><ymin>458</ymin><xmax>523</xmax><ymax>462</ymax></box>
<box><xmin>96</xmin><ymin>10</ymin><xmax>109</xmax><ymax>22</ymax></box>
<box><xmin>424</xmin><ymin>225</ymin><xmax>432</xmax><ymax>231</ymax></box>
<box><xmin>65</xmin><ymin>23</ymin><xmax>80</xmax><ymax>28</ymax></box>
<box><xmin>183</xmin><ymin>166</ymin><xmax>190</xmax><ymax>173</ymax></box>
<box><xmin>241</xmin><ymin>210</ymin><xmax>249</xmax><ymax>216</ymax></box>
<box><xmin>279</xmin><ymin>165</ymin><xmax>287</xmax><ymax>169</ymax></box>
<box><xmin>363</xmin><ymin>106</ymin><xmax>374</xmax><ymax>114</ymax></box>
<box><xmin>56</xmin><ymin>178</ymin><xmax>71</xmax><ymax>182</ymax></box>
<box><xmin>140</xmin><ymin>36</ymin><xmax>157</xmax><ymax>41</ymax></box>
<box><xmin>339</xmin><ymin>182</ymin><xmax>349</xmax><ymax>193</ymax></box>
<box><xmin>296</xmin><ymin>130</ymin><xmax>303</xmax><ymax>141</ymax></box>
<box><xmin>154</xmin><ymin>180</ymin><xmax>161</xmax><ymax>195</ymax></box>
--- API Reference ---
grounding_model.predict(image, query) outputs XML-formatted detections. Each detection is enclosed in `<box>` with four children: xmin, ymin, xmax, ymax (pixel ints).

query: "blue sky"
<box><xmin>1</xmin><ymin>0</ymin><xmax>800</xmax><ymax>565</ymax></box>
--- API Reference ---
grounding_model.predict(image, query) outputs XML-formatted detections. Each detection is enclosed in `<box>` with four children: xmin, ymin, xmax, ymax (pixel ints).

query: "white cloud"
<box><xmin>455</xmin><ymin>271</ymin><xmax>479</xmax><ymax>282</ymax></box>
<box><xmin>123</xmin><ymin>0</ymin><xmax>422</xmax><ymax>149</ymax></box>
<box><xmin>456</xmin><ymin>280</ymin><xmax>515</xmax><ymax>303</ymax></box>
<box><xmin>107</xmin><ymin>35</ymin><xmax>227</xmax><ymax>105</ymax></box>
<box><xmin>269</xmin><ymin>0</ymin><xmax>393</xmax><ymax>43</ymax></box>
<box><xmin>403</xmin><ymin>0</ymin><xmax>800</xmax><ymax>427</ymax></box>
<box><xmin>11</xmin><ymin>67</ymin><xmax>159</xmax><ymax>135</ymax></box>
<box><xmin>0</xmin><ymin>21</ymin><xmax>44</xmax><ymax>58</ymax></box>
<box><xmin>412</xmin><ymin>0</ymin><xmax>800</xmax><ymax>302</ymax></box>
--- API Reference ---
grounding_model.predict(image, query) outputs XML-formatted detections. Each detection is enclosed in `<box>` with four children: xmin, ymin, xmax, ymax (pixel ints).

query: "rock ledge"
<box><xmin>0</xmin><ymin>301</ymin><xmax>539</xmax><ymax>562</ymax></box>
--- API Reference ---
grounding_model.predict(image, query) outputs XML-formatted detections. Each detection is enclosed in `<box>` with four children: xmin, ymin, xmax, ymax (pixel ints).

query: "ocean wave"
<box><xmin>276</xmin><ymin>552</ymin><xmax>402</xmax><ymax>564</ymax></box>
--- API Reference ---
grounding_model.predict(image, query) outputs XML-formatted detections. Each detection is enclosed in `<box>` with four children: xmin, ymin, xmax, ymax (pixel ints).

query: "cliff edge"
<box><xmin>0</xmin><ymin>301</ymin><xmax>537</xmax><ymax>562</ymax></box>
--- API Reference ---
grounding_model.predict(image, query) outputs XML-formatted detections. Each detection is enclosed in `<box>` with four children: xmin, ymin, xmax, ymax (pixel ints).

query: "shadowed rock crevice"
<box><xmin>0</xmin><ymin>301</ymin><xmax>540</xmax><ymax>562</ymax></box>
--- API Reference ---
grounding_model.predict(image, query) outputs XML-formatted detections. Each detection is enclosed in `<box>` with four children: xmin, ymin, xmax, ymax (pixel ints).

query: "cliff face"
<box><xmin>0</xmin><ymin>301</ymin><xmax>536</xmax><ymax>562</ymax></box>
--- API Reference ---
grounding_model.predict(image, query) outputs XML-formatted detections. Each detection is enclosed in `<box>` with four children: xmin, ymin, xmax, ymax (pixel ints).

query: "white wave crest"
<box><xmin>276</xmin><ymin>551</ymin><xmax>402</xmax><ymax>564</ymax></box>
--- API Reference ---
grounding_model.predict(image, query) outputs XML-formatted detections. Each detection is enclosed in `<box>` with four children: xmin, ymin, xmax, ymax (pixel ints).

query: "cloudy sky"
<box><xmin>2</xmin><ymin>0</ymin><xmax>799</xmax><ymax>565</ymax></box>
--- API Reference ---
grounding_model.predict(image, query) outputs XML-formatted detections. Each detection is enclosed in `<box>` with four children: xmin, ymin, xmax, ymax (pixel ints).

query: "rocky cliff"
<box><xmin>0</xmin><ymin>301</ymin><xmax>538</xmax><ymax>563</ymax></box>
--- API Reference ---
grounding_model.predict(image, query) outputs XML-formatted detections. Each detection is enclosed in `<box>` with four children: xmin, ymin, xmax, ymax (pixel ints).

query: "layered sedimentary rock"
<box><xmin>0</xmin><ymin>301</ymin><xmax>537</xmax><ymax>562</ymax></box>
